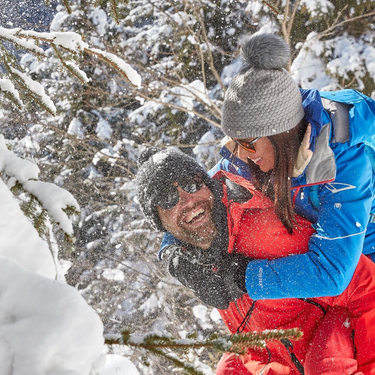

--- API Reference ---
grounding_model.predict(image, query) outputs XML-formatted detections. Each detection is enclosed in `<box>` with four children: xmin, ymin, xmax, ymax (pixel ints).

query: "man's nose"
<box><xmin>176</xmin><ymin>186</ymin><xmax>193</xmax><ymax>206</ymax></box>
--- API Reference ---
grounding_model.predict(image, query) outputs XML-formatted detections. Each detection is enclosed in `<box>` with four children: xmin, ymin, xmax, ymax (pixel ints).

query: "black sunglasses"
<box><xmin>155</xmin><ymin>175</ymin><xmax>204</xmax><ymax>210</ymax></box>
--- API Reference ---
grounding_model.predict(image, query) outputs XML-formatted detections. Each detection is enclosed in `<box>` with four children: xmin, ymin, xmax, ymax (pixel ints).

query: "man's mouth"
<box><xmin>184</xmin><ymin>207</ymin><xmax>206</xmax><ymax>224</ymax></box>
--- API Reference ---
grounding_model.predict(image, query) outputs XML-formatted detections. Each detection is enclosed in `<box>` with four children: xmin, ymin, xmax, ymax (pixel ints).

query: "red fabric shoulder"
<box><xmin>234</xmin><ymin>209</ymin><xmax>315</xmax><ymax>259</ymax></box>
<box><xmin>214</xmin><ymin>170</ymin><xmax>315</xmax><ymax>259</ymax></box>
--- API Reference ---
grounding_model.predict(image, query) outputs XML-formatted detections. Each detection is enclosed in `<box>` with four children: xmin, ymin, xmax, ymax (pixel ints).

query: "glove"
<box><xmin>161</xmin><ymin>245</ymin><xmax>249</xmax><ymax>310</ymax></box>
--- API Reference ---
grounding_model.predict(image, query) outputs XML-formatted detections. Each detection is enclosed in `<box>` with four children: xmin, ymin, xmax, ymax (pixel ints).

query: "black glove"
<box><xmin>161</xmin><ymin>245</ymin><xmax>249</xmax><ymax>310</ymax></box>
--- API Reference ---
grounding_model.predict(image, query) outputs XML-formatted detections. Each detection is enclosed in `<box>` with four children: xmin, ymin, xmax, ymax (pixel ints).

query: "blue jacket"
<box><xmin>213</xmin><ymin>89</ymin><xmax>375</xmax><ymax>300</ymax></box>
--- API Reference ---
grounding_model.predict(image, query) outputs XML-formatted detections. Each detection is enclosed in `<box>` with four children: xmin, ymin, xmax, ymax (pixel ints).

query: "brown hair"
<box><xmin>246</xmin><ymin>119</ymin><xmax>308</xmax><ymax>234</ymax></box>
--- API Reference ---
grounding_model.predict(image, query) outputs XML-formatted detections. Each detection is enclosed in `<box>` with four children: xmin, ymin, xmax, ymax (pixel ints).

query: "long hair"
<box><xmin>246</xmin><ymin>119</ymin><xmax>308</xmax><ymax>233</ymax></box>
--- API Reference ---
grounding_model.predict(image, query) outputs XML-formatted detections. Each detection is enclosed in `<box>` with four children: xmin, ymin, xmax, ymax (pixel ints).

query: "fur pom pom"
<box><xmin>137</xmin><ymin>147</ymin><xmax>162</xmax><ymax>167</ymax></box>
<box><xmin>240</xmin><ymin>33</ymin><xmax>290</xmax><ymax>70</ymax></box>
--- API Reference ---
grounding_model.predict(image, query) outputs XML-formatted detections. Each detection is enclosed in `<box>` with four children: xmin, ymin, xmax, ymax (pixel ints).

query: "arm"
<box><xmin>161</xmin><ymin>244</ymin><xmax>248</xmax><ymax>310</ymax></box>
<box><xmin>245</xmin><ymin>143</ymin><xmax>374</xmax><ymax>299</ymax></box>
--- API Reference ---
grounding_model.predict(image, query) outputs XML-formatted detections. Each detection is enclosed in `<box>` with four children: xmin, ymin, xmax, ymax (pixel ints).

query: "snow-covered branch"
<box><xmin>0</xmin><ymin>26</ymin><xmax>141</xmax><ymax>114</ymax></box>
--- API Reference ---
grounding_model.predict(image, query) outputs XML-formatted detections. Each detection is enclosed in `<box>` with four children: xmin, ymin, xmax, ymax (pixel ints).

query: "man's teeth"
<box><xmin>186</xmin><ymin>208</ymin><xmax>205</xmax><ymax>223</ymax></box>
<box><xmin>251</xmin><ymin>157</ymin><xmax>261</xmax><ymax>163</ymax></box>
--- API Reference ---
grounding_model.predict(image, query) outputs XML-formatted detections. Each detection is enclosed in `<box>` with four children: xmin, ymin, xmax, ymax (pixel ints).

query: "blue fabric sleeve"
<box><xmin>158</xmin><ymin>232</ymin><xmax>182</xmax><ymax>261</ymax></box>
<box><xmin>245</xmin><ymin>143</ymin><xmax>375</xmax><ymax>299</ymax></box>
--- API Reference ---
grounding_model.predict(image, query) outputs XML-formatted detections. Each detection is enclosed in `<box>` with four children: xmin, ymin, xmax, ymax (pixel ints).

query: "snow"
<box><xmin>96</xmin><ymin>117</ymin><xmax>113</xmax><ymax>140</ymax></box>
<box><xmin>10</xmin><ymin>67</ymin><xmax>57</xmax><ymax>114</ymax></box>
<box><xmin>193</xmin><ymin>305</ymin><xmax>213</xmax><ymax>330</ymax></box>
<box><xmin>0</xmin><ymin>138</ymin><xmax>142</xmax><ymax>375</ymax></box>
<box><xmin>0</xmin><ymin>78</ymin><xmax>20</xmax><ymax>100</ymax></box>
<box><xmin>193</xmin><ymin>305</ymin><xmax>208</xmax><ymax>321</ymax></box>
<box><xmin>139</xmin><ymin>293</ymin><xmax>160</xmax><ymax>317</ymax></box>
<box><xmin>209</xmin><ymin>308</ymin><xmax>222</xmax><ymax>323</ymax></box>
<box><xmin>166</xmin><ymin>80</ymin><xmax>211</xmax><ymax>111</ymax></box>
<box><xmin>291</xmin><ymin>32</ymin><xmax>335</xmax><ymax>90</ymax></box>
<box><xmin>0</xmin><ymin>257</ymin><xmax>105</xmax><ymax>375</ymax></box>
<box><xmin>300</xmin><ymin>0</ymin><xmax>334</xmax><ymax>18</ymax></box>
<box><xmin>90</xmin><ymin>48</ymin><xmax>142</xmax><ymax>88</ymax></box>
<box><xmin>0</xmin><ymin>26</ymin><xmax>44</xmax><ymax>54</ymax></box>
<box><xmin>100</xmin><ymin>355</ymin><xmax>140</xmax><ymax>375</ymax></box>
<box><xmin>68</xmin><ymin>118</ymin><xmax>85</xmax><ymax>139</ymax></box>
<box><xmin>103</xmin><ymin>268</ymin><xmax>125</xmax><ymax>281</ymax></box>
<box><xmin>90</xmin><ymin>9</ymin><xmax>108</xmax><ymax>36</ymax></box>
<box><xmin>22</xmin><ymin>179</ymin><xmax>79</xmax><ymax>236</ymax></box>
<box><xmin>1</xmin><ymin>24</ymin><xmax>141</xmax><ymax>107</ymax></box>
<box><xmin>0</xmin><ymin>177</ymin><xmax>56</xmax><ymax>278</ymax></box>
<box><xmin>0</xmin><ymin>136</ymin><xmax>80</xmax><ymax>236</ymax></box>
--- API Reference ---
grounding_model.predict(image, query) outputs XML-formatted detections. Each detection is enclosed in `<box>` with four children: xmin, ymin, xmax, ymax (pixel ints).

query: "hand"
<box><xmin>161</xmin><ymin>245</ymin><xmax>249</xmax><ymax>310</ymax></box>
<box><xmin>293</xmin><ymin>123</ymin><xmax>313</xmax><ymax>177</ymax></box>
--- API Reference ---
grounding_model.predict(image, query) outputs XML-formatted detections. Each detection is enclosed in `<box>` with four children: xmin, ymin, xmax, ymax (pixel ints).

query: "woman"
<box><xmin>217</xmin><ymin>33</ymin><xmax>375</xmax><ymax>301</ymax></box>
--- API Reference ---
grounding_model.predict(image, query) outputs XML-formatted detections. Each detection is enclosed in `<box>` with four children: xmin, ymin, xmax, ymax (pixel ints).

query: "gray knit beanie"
<box><xmin>222</xmin><ymin>33</ymin><xmax>305</xmax><ymax>138</ymax></box>
<box><xmin>136</xmin><ymin>147</ymin><xmax>213</xmax><ymax>231</ymax></box>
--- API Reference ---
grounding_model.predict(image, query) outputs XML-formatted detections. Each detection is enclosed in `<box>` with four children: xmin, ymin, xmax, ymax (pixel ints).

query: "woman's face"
<box><xmin>234</xmin><ymin>137</ymin><xmax>276</xmax><ymax>173</ymax></box>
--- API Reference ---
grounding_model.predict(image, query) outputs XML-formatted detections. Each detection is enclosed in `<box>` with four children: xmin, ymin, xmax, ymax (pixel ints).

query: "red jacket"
<box><xmin>216</xmin><ymin>171</ymin><xmax>375</xmax><ymax>374</ymax></box>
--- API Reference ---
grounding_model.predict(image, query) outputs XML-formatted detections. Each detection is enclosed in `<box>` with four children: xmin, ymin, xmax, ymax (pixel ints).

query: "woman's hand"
<box><xmin>293</xmin><ymin>123</ymin><xmax>313</xmax><ymax>177</ymax></box>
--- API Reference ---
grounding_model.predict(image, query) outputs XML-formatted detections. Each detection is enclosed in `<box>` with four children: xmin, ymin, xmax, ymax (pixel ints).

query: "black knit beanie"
<box><xmin>136</xmin><ymin>147</ymin><xmax>214</xmax><ymax>231</ymax></box>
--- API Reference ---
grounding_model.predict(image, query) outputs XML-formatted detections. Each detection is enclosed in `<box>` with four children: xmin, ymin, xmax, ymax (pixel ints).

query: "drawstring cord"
<box><xmin>236</xmin><ymin>301</ymin><xmax>256</xmax><ymax>334</ymax></box>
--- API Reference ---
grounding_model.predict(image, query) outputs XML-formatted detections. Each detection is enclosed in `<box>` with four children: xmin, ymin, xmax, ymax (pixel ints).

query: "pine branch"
<box><xmin>10</xmin><ymin>69</ymin><xmax>57</xmax><ymax>115</ymax></box>
<box><xmin>0</xmin><ymin>87</ymin><xmax>23</xmax><ymax>109</ymax></box>
<box><xmin>33</xmin><ymin>209</ymin><xmax>49</xmax><ymax>237</ymax></box>
<box><xmin>105</xmin><ymin>329</ymin><xmax>302</xmax><ymax>374</ymax></box>
<box><xmin>148</xmin><ymin>348</ymin><xmax>205</xmax><ymax>375</ymax></box>
<box><xmin>51</xmin><ymin>44</ymin><xmax>89</xmax><ymax>85</ymax></box>
<box><xmin>60</xmin><ymin>0</ymin><xmax>72</xmax><ymax>14</ymax></box>
<box><xmin>105</xmin><ymin>328</ymin><xmax>303</xmax><ymax>368</ymax></box>
<box><xmin>110</xmin><ymin>0</ymin><xmax>120</xmax><ymax>24</ymax></box>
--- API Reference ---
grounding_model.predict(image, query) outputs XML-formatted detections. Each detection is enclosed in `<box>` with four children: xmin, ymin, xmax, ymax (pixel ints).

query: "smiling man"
<box><xmin>136</xmin><ymin>146</ymin><xmax>248</xmax><ymax>310</ymax></box>
<box><xmin>155</xmin><ymin>174</ymin><xmax>215</xmax><ymax>249</ymax></box>
<box><xmin>136</xmin><ymin>147</ymin><xmax>220</xmax><ymax>250</ymax></box>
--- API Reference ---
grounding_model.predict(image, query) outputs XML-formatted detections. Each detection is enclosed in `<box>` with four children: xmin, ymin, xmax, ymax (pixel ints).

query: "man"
<box><xmin>136</xmin><ymin>146</ymin><xmax>375</xmax><ymax>375</ymax></box>
<box><xmin>136</xmin><ymin>146</ymin><xmax>248</xmax><ymax>311</ymax></box>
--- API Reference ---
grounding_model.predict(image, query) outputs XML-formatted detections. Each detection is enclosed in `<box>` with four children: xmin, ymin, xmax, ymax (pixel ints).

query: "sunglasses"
<box><xmin>155</xmin><ymin>175</ymin><xmax>204</xmax><ymax>210</ymax></box>
<box><xmin>232</xmin><ymin>137</ymin><xmax>260</xmax><ymax>153</ymax></box>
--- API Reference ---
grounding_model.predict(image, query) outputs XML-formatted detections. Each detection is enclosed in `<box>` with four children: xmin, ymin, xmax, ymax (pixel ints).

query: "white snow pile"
<box><xmin>0</xmin><ymin>257</ymin><xmax>105</xmax><ymax>375</ymax></box>
<box><xmin>100</xmin><ymin>355</ymin><xmax>140</xmax><ymax>375</ymax></box>
<box><xmin>0</xmin><ymin>136</ymin><xmax>140</xmax><ymax>375</ymax></box>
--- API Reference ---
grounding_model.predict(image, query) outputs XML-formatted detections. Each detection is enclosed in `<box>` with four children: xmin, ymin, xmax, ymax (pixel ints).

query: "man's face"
<box><xmin>156</xmin><ymin>181</ymin><xmax>216</xmax><ymax>249</ymax></box>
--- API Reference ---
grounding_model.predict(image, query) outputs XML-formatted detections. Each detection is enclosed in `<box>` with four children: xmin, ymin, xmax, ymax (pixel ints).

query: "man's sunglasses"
<box><xmin>232</xmin><ymin>137</ymin><xmax>260</xmax><ymax>153</ymax></box>
<box><xmin>155</xmin><ymin>175</ymin><xmax>204</xmax><ymax>210</ymax></box>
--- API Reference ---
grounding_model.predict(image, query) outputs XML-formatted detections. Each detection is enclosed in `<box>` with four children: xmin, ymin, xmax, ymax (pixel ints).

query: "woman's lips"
<box><xmin>248</xmin><ymin>156</ymin><xmax>262</xmax><ymax>165</ymax></box>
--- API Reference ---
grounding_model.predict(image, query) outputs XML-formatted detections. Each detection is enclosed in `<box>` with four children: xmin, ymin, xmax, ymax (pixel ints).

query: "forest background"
<box><xmin>1</xmin><ymin>0</ymin><xmax>375</xmax><ymax>374</ymax></box>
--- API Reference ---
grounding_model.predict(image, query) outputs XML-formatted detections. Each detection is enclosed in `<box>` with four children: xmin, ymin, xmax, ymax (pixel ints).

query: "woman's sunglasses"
<box><xmin>155</xmin><ymin>175</ymin><xmax>204</xmax><ymax>210</ymax></box>
<box><xmin>232</xmin><ymin>137</ymin><xmax>260</xmax><ymax>153</ymax></box>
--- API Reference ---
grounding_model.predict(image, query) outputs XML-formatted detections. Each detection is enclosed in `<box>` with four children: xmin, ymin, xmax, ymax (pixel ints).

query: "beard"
<box><xmin>176</xmin><ymin>200</ymin><xmax>216</xmax><ymax>249</ymax></box>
